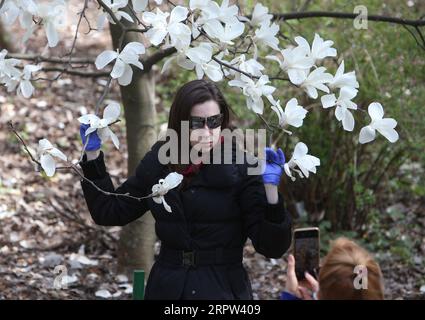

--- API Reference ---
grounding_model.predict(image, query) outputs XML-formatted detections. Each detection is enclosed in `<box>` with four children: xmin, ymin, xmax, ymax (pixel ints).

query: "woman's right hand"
<box><xmin>285</xmin><ymin>254</ymin><xmax>303</xmax><ymax>298</ymax></box>
<box><xmin>79</xmin><ymin>123</ymin><xmax>102</xmax><ymax>151</ymax></box>
<box><xmin>285</xmin><ymin>254</ymin><xmax>320</xmax><ymax>300</ymax></box>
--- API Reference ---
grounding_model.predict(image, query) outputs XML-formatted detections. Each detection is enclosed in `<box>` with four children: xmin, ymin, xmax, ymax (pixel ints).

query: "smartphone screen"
<box><xmin>294</xmin><ymin>228</ymin><xmax>320</xmax><ymax>280</ymax></box>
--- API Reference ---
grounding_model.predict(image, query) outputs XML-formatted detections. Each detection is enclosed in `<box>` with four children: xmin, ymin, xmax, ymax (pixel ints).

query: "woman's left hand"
<box><xmin>262</xmin><ymin>147</ymin><xmax>285</xmax><ymax>186</ymax></box>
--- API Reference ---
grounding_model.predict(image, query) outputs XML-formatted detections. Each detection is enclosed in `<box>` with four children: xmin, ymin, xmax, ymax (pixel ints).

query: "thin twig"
<box><xmin>45</xmin><ymin>0</ymin><xmax>89</xmax><ymax>82</ymax></box>
<box><xmin>96</xmin><ymin>0</ymin><xmax>148</xmax><ymax>33</ymax></box>
<box><xmin>415</xmin><ymin>26</ymin><xmax>425</xmax><ymax>46</ymax></box>
<box><xmin>69</xmin><ymin>164</ymin><xmax>155</xmax><ymax>202</ymax></box>
<box><xmin>257</xmin><ymin>113</ymin><xmax>275</xmax><ymax>132</ymax></box>
<box><xmin>8</xmin><ymin>121</ymin><xmax>41</xmax><ymax>166</ymax></box>
<box><xmin>60</xmin><ymin>1</ymin><xmax>89</xmax><ymax>63</ymax></box>
<box><xmin>403</xmin><ymin>25</ymin><xmax>425</xmax><ymax>51</ymax></box>
<box><xmin>8</xmin><ymin>121</ymin><xmax>158</xmax><ymax>202</ymax></box>
<box><xmin>211</xmin><ymin>56</ymin><xmax>256</xmax><ymax>80</ymax></box>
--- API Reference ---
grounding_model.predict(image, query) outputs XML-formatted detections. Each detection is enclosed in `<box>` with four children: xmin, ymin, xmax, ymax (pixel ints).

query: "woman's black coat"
<box><xmin>79</xmin><ymin>140</ymin><xmax>292</xmax><ymax>299</ymax></box>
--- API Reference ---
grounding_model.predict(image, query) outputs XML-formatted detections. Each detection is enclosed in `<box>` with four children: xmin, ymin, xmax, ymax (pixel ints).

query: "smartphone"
<box><xmin>293</xmin><ymin>227</ymin><xmax>320</xmax><ymax>280</ymax></box>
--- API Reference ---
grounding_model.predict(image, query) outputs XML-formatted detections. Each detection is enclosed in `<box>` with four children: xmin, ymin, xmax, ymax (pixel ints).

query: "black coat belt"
<box><xmin>158</xmin><ymin>246</ymin><xmax>243</xmax><ymax>267</ymax></box>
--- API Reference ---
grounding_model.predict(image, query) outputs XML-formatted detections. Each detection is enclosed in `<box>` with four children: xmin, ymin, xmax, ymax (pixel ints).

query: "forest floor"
<box><xmin>1</xmin><ymin>1</ymin><xmax>424</xmax><ymax>300</ymax></box>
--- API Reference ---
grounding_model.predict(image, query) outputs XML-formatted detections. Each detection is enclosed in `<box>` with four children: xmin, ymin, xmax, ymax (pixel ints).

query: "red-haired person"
<box><xmin>281</xmin><ymin>237</ymin><xmax>385</xmax><ymax>300</ymax></box>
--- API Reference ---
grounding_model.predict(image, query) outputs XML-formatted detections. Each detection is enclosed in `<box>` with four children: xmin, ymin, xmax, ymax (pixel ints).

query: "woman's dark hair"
<box><xmin>166</xmin><ymin>79</ymin><xmax>231</xmax><ymax>175</ymax></box>
<box><xmin>168</xmin><ymin>79</ymin><xmax>230</xmax><ymax>136</ymax></box>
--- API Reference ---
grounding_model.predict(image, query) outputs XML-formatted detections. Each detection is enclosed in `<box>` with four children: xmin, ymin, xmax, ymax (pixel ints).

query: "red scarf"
<box><xmin>181</xmin><ymin>136</ymin><xmax>224</xmax><ymax>177</ymax></box>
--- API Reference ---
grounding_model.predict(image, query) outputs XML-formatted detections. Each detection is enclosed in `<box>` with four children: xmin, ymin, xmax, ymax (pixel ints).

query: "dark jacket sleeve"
<box><xmin>237</xmin><ymin>163</ymin><xmax>292</xmax><ymax>258</ymax></box>
<box><xmin>79</xmin><ymin>150</ymin><xmax>151</xmax><ymax>226</ymax></box>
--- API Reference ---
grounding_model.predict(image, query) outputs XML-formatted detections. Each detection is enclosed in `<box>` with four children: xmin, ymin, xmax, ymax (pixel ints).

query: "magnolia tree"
<box><xmin>1</xmin><ymin>0</ymin><xmax>406</xmax><ymax>274</ymax></box>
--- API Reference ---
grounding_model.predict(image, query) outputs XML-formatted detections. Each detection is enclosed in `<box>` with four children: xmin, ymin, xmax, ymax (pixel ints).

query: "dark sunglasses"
<box><xmin>189</xmin><ymin>113</ymin><xmax>224</xmax><ymax>129</ymax></box>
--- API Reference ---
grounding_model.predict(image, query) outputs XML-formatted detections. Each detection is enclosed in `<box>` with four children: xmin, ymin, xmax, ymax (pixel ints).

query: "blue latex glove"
<box><xmin>79</xmin><ymin>123</ymin><xmax>101</xmax><ymax>151</ymax></box>
<box><xmin>262</xmin><ymin>147</ymin><xmax>285</xmax><ymax>185</ymax></box>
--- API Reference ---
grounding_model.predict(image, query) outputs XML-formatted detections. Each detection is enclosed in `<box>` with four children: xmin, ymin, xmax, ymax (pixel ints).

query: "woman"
<box><xmin>281</xmin><ymin>237</ymin><xmax>385</xmax><ymax>300</ymax></box>
<box><xmin>79</xmin><ymin>79</ymin><xmax>292</xmax><ymax>299</ymax></box>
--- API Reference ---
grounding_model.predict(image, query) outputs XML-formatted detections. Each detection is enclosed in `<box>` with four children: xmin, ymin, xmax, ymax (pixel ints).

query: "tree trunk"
<box><xmin>109</xmin><ymin>22</ymin><xmax>157</xmax><ymax>279</ymax></box>
<box><xmin>0</xmin><ymin>20</ymin><xmax>15</xmax><ymax>52</ymax></box>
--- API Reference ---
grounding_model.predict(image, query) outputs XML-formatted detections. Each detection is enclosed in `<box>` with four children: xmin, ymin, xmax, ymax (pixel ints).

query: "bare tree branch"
<box><xmin>142</xmin><ymin>47</ymin><xmax>177</xmax><ymax>71</ymax></box>
<box><xmin>35</xmin><ymin>67</ymin><xmax>110</xmax><ymax>78</ymax></box>
<box><xmin>266</xmin><ymin>11</ymin><xmax>425</xmax><ymax>27</ymax></box>
<box><xmin>210</xmin><ymin>55</ymin><xmax>289</xmax><ymax>83</ymax></box>
<box><xmin>211</xmin><ymin>56</ymin><xmax>255</xmax><ymax>79</ymax></box>
<box><xmin>5</xmin><ymin>53</ymin><xmax>96</xmax><ymax>64</ymax></box>
<box><xmin>8</xmin><ymin>120</ymin><xmax>157</xmax><ymax>202</ymax></box>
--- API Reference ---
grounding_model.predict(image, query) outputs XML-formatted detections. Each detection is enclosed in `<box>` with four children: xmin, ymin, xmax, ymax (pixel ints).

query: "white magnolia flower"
<box><xmin>229</xmin><ymin>54</ymin><xmax>264</xmax><ymax>78</ymax></box>
<box><xmin>36</xmin><ymin>0</ymin><xmax>67</xmax><ymax>47</ymax></box>
<box><xmin>295</xmin><ymin>33</ymin><xmax>337</xmax><ymax>62</ymax></box>
<box><xmin>284</xmin><ymin>142</ymin><xmax>320</xmax><ymax>181</ymax></box>
<box><xmin>189</xmin><ymin>13</ymin><xmax>203</xmax><ymax>39</ymax></box>
<box><xmin>37</xmin><ymin>139</ymin><xmax>67</xmax><ymax>177</ymax></box>
<box><xmin>0</xmin><ymin>1</ymin><xmax>21</xmax><ymax>25</ymax></box>
<box><xmin>0</xmin><ymin>50</ymin><xmax>25</xmax><ymax>94</ymax></box>
<box><xmin>198</xmin><ymin>0</ymin><xmax>239</xmax><ymax>25</ymax></box>
<box><xmin>228</xmin><ymin>74</ymin><xmax>276</xmax><ymax>114</ymax></box>
<box><xmin>152</xmin><ymin>172</ymin><xmax>183</xmax><ymax>213</ymax></box>
<box><xmin>266</xmin><ymin>47</ymin><xmax>314</xmax><ymax>85</ymax></box>
<box><xmin>161</xmin><ymin>47</ymin><xmax>195</xmax><ymax>74</ymax></box>
<box><xmin>359</xmin><ymin>102</ymin><xmax>399</xmax><ymax>144</ymax></box>
<box><xmin>253</xmin><ymin>21</ymin><xmax>279</xmax><ymax>51</ymax></box>
<box><xmin>17</xmin><ymin>64</ymin><xmax>41</xmax><ymax>98</ymax></box>
<box><xmin>97</xmin><ymin>0</ymin><xmax>134</xmax><ymax>30</ymax></box>
<box><xmin>321</xmin><ymin>87</ymin><xmax>358</xmax><ymax>131</ymax></box>
<box><xmin>95</xmin><ymin>42</ymin><xmax>145</xmax><ymax>86</ymax></box>
<box><xmin>133</xmin><ymin>0</ymin><xmax>161</xmax><ymax>10</ymax></box>
<box><xmin>299</xmin><ymin>66</ymin><xmax>333</xmax><ymax>99</ymax></box>
<box><xmin>0</xmin><ymin>49</ymin><xmax>21</xmax><ymax>79</ymax></box>
<box><xmin>142</xmin><ymin>6</ymin><xmax>191</xmax><ymax>50</ymax></box>
<box><xmin>196</xmin><ymin>0</ymin><xmax>243</xmax><ymax>42</ymax></box>
<box><xmin>162</xmin><ymin>44</ymin><xmax>225</xmax><ymax>76</ymax></box>
<box><xmin>328</xmin><ymin>60</ymin><xmax>359</xmax><ymax>90</ymax></box>
<box><xmin>271</xmin><ymin>98</ymin><xmax>308</xmax><ymax>128</ymax></box>
<box><xmin>189</xmin><ymin>0</ymin><xmax>211</xmax><ymax>11</ymax></box>
<box><xmin>202</xmin><ymin>19</ymin><xmax>245</xmax><ymax>45</ymax></box>
<box><xmin>250</xmin><ymin>3</ymin><xmax>272</xmax><ymax>26</ymax></box>
<box><xmin>0</xmin><ymin>0</ymin><xmax>37</xmax><ymax>25</ymax></box>
<box><xmin>78</xmin><ymin>102</ymin><xmax>121</xmax><ymax>149</ymax></box>
<box><xmin>131</xmin><ymin>0</ymin><xmax>148</xmax><ymax>13</ymax></box>
<box><xmin>185</xmin><ymin>43</ymin><xmax>223</xmax><ymax>81</ymax></box>
<box><xmin>19</xmin><ymin>10</ymin><xmax>37</xmax><ymax>44</ymax></box>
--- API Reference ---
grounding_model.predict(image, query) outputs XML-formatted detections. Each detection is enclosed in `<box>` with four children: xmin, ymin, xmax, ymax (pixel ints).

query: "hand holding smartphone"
<box><xmin>293</xmin><ymin>227</ymin><xmax>320</xmax><ymax>280</ymax></box>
